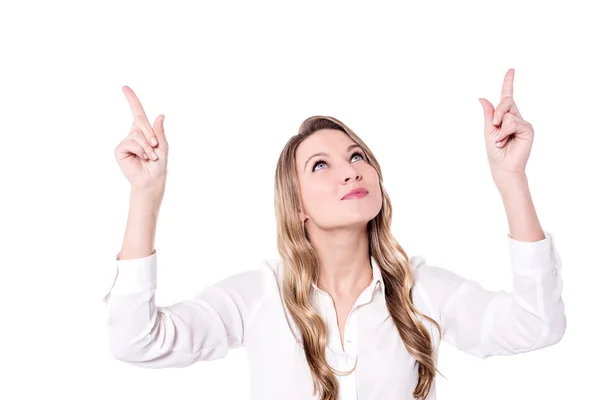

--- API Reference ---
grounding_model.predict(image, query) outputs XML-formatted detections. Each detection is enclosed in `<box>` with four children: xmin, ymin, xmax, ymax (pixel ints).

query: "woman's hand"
<box><xmin>478</xmin><ymin>69</ymin><xmax>534</xmax><ymax>180</ymax></box>
<box><xmin>114</xmin><ymin>86</ymin><xmax>169</xmax><ymax>192</ymax></box>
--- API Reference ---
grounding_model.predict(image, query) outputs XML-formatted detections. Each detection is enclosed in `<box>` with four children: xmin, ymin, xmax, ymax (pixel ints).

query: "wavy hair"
<box><xmin>274</xmin><ymin>116</ymin><xmax>442</xmax><ymax>399</ymax></box>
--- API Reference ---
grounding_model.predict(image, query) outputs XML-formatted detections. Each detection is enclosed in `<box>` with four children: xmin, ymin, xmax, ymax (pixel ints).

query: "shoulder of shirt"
<box><xmin>407</xmin><ymin>253</ymin><xmax>465</xmax><ymax>303</ymax></box>
<box><xmin>259</xmin><ymin>258</ymin><xmax>285</xmax><ymax>284</ymax></box>
<box><xmin>409</xmin><ymin>254</ymin><xmax>427</xmax><ymax>270</ymax></box>
<box><xmin>215</xmin><ymin>258</ymin><xmax>283</xmax><ymax>284</ymax></box>
<box><xmin>407</xmin><ymin>254</ymin><xmax>453</xmax><ymax>288</ymax></box>
<box><xmin>208</xmin><ymin>259</ymin><xmax>284</xmax><ymax>308</ymax></box>
<box><xmin>408</xmin><ymin>254</ymin><xmax>436</xmax><ymax>279</ymax></box>
<box><xmin>252</xmin><ymin>258</ymin><xmax>289</xmax><ymax>295</ymax></box>
<box><xmin>212</xmin><ymin>258</ymin><xmax>284</xmax><ymax>291</ymax></box>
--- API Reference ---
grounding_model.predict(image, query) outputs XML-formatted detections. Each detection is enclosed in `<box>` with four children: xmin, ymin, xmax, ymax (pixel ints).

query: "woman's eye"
<box><xmin>313</xmin><ymin>160</ymin><xmax>326</xmax><ymax>171</ymax></box>
<box><xmin>351</xmin><ymin>152</ymin><xmax>364</xmax><ymax>162</ymax></box>
<box><xmin>312</xmin><ymin>152</ymin><xmax>364</xmax><ymax>172</ymax></box>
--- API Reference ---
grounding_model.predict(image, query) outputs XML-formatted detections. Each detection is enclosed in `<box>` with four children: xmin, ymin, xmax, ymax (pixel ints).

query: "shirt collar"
<box><xmin>310</xmin><ymin>256</ymin><xmax>385</xmax><ymax>294</ymax></box>
<box><xmin>370</xmin><ymin>256</ymin><xmax>385</xmax><ymax>292</ymax></box>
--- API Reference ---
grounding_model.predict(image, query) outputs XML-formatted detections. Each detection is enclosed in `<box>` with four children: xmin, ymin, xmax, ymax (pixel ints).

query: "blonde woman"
<box><xmin>105</xmin><ymin>69</ymin><xmax>565</xmax><ymax>400</ymax></box>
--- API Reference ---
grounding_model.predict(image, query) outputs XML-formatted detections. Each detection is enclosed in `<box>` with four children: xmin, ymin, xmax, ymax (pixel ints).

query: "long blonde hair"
<box><xmin>274</xmin><ymin>116</ymin><xmax>442</xmax><ymax>400</ymax></box>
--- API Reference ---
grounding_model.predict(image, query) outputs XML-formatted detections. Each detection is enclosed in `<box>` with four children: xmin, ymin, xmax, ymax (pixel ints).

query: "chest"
<box><xmin>244</xmin><ymin>294</ymin><xmax>431</xmax><ymax>399</ymax></box>
<box><xmin>331</xmin><ymin>297</ymin><xmax>357</xmax><ymax>347</ymax></box>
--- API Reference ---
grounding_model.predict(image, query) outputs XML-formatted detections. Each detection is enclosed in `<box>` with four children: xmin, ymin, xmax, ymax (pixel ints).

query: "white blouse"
<box><xmin>103</xmin><ymin>231</ymin><xmax>565</xmax><ymax>400</ymax></box>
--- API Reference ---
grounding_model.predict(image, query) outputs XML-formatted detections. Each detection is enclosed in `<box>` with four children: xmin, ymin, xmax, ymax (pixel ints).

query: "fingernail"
<box><xmin>492</xmin><ymin>116</ymin><xmax>499</xmax><ymax>125</ymax></box>
<box><xmin>151</xmin><ymin>137</ymin><xmax>158</xmax><ymax>146</ymax></box>
<box><xmin>151</xmin><ymin>151</ymin><xmax>158</xmax><ymax>160</ymax></box>
<box><xmin>495</xmin><ymin>141</ymin><xmax>502</xmax><ymax>147</ymax></box>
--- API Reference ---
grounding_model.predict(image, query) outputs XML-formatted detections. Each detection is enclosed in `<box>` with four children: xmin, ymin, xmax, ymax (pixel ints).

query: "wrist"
<box><xmin>129</xmin><ymin>187</ymin><xmax>164</xmax><ymax>214</ymax></box>
<box><xmin>492</xmin><ymin>171</ymin><xmax>528</xmax><ymax>193</ymax></box>
<box><xmin>128</xmin><ymin>200</ymin><xmax>160</xmax><ymax>219</ymax></box>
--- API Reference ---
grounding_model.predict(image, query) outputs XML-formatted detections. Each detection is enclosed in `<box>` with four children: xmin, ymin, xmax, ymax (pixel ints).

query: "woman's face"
<box><xmin>295</xmin><ymin>129</ymin><xmax>382</xmax><ymax>231</ymax></box>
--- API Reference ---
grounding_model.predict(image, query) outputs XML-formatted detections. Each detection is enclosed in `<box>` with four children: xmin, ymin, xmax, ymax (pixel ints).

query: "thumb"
<box><xmin>153</xmin><ymin>114</ymin><xmax>167</xmax><ymax>145</ymax></box>
<box><xmin>478</xmin><ymin>98</ymin><xmax>495</xmax><ymax>133</ymax></box>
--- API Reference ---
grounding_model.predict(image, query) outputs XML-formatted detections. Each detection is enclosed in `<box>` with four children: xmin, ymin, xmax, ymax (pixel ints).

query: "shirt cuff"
<box><xmin>508</xmin><ymin>231</ymin><xmax>559</xmax><ymax>276</ymax></box>
<box><xmin>104</xmin><ymin>251</ymin><xmax>158</xmax><ymax>301</ymax></box>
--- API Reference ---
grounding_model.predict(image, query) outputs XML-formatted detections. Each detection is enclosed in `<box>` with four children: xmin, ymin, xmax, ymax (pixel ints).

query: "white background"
<box><xmin>1</xmin><ymin>1</ymin><xmax>598</xmax><ymax>399</ymax></box>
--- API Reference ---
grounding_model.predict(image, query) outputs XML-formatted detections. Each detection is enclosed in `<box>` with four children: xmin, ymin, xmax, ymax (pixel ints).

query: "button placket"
<box><xmin>339</xmin><ymin>311</ymin><xmax>359</xmax><ymax>400</ymax></box>
<box><xmin>342</xmin><ymin>282</ymin><xmax>377</xmax><ymax>357</ymax></box>
<box><xmin>343</xmin><ymin>311</ymin><xmax>360</xmax><ymax>357</ymax></box>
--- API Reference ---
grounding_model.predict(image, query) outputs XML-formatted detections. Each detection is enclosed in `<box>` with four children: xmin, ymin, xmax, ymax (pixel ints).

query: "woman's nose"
<box><xmin>343</xmin><ymin>169</ymin><xmax>362</xmax><ymax>183</ymax></box>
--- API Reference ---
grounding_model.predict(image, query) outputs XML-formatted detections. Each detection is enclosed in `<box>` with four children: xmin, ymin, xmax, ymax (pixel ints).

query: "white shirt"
<box><xmin>103</xmin><ymin>231</ymin><xmax>565</xmax><ymax>400</ymax></box>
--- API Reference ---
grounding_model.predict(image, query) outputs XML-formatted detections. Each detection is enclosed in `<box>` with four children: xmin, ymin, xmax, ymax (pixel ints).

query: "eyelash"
<box><xmin>312</xmin><ymin>151</ymin><xmax>365</xmax><ymax>172</ymax></box>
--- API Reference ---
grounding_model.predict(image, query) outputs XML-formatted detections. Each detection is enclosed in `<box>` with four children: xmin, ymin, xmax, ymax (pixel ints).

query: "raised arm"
<box><xmin>105</xmin><ymin>86</ymin><xmax>273</xmax><ymax>368</ymax></box>
<box><xmin>412</xmin><ymin>69</ymin><xmax>566</xmax><ymax>357</ymax></box>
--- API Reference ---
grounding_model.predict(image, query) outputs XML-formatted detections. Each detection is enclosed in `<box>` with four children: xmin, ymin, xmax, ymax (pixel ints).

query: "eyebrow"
<box><xmin>303</xmin><ymin>144</ymin><xmax>362</xmax><ymax>171</ymax></box>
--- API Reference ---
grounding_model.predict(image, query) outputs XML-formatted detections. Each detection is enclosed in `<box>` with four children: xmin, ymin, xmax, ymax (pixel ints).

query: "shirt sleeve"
<box><xmin>103</xmin><ymin>251</ymin><xmax>274</xmax><ymax>368</ymax></box>
<box><xmin>411</xmin><ymin>231</ymin><xmax>566</xmax><ymax>359</ymax></box>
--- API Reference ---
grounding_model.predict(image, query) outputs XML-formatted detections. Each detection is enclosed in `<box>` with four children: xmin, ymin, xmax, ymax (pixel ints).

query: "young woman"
<box><xmin>104</xmin><ymin>69</ymin><xmax>565</xmax><ymax>400</ymax></box>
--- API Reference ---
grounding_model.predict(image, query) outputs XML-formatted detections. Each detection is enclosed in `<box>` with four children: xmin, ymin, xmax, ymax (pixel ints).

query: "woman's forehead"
<box><xmin>296</xmin><ymin>129</ymin><xmax>354</xmax><ymax>154</ymax></box>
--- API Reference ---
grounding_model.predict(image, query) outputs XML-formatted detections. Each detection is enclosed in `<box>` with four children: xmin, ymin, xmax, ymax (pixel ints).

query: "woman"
<box><xmin>104</xmin><ymin>69</ymin><xmax>566</xmax><ymax>400</ymax></box>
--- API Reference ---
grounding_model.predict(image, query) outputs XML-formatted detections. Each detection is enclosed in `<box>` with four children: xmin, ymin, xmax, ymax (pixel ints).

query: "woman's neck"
<box><xmin>309</xmin><ymin>226</ymin><xmax>373</xmax><ymax>297</ymax></box>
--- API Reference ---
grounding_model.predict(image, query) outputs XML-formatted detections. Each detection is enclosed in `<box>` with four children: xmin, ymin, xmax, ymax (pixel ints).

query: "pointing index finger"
<box><xmin>122</xmin><ymin>85</ymin><xmax>160</xmax><ymax>151</ymax></box>
<box><xmin>500</xmin><ymin>68</ymin><xmax>515</xmax><ymax>99</ymax></box>
<box><xmin>122</xmin><ymin>85</ymin><xmax>148</xmax><ymax>120</ymax></box>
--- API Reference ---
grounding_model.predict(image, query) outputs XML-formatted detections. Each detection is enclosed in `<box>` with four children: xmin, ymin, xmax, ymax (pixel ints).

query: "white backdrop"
<box><xmin>0</xmin><ymin>1</ymin><xmax>597</xmax><ymax>399</ymax></box>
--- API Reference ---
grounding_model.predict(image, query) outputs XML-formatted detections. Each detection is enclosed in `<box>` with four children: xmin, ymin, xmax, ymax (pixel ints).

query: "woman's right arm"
<box><xmin>105</xmin><ymin>86</ymin><xmax>272</xmax><ymax>368</ymax></box>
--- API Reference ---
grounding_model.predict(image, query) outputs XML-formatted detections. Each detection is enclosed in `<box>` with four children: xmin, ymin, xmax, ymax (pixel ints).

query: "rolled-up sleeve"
<box><xmin>103</xmin><ymin>251</ymin><xmax>273</xmax><ymax>368</ymax></box>
<box><xmin>412</xmin><ymin>231</ymin><xmax>565</xmax><ymax>359</ymax></box>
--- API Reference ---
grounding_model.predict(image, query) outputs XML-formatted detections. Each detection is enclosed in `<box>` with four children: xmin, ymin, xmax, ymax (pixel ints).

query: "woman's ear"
<box><xmin>298</xmin><ymin>205</ymin><xmax>309</xmax><ymax>224</ymax></box>
<box><xmin>298</xmin><ymin>210</ymin><xmax>307</xmax><ymax>224</ymax></box>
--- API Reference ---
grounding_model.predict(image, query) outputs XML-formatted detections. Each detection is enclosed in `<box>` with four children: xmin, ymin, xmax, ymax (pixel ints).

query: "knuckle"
<box><xmin>140</xmin><ymin>141</ymin><xmax>153</xmax><ymax>153</ymax></box>
<box><xmin>132</xmin><ymin>140</ymin><xmax>151</xmax><ymax>154</ymax></box>
<box><xmin>131</xmin><ymin>130</ymin><xmax>149</xmax><ymax>146</ymax></box>
<box><xmin>129</xmin><ymin>127</ymin><xmax>143</xmax><ymax>139</ymax></box>
<box><xmin>503</xmin><ymin>113</ymin><xmax>516</xmax><ymax>123</ymax></box>
<box><xmin>133</xmin><ymin>118</ymin><xmax>150</xmax><ymax>133</ymax></box>
<box><xmin>114</xmin><ymin>141</ymin><xmax>124</xmax><ymax>153</ymax></box>
<box><xmin>115</xmin><ymin>139</ymin><xmax>127</xmax><ymax>152</ymax></box>
<box><xmin>127</xmin><ymin>138</ymin><xmax>142</xmax><ymax>149</ymax></box>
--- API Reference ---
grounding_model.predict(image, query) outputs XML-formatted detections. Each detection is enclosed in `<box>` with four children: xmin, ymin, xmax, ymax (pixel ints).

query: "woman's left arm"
<box><xmin>413</xmin><ymin>69</ymin><xmax>566</xmax><ymax>358</ymax></box>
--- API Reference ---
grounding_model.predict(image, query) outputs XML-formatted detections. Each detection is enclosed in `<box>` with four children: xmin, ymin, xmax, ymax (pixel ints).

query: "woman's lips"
<box><xmin>342</xmin><ymin>188</ymin><xmax>369</xmax><ymax>200</ymax></box>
